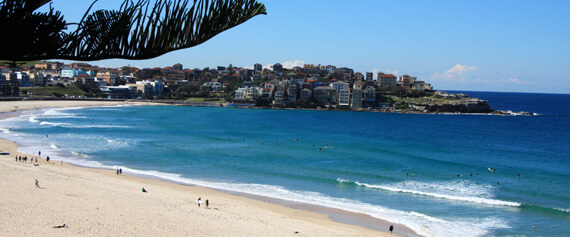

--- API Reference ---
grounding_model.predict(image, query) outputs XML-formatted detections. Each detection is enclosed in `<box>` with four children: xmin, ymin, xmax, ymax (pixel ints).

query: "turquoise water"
<box><xmin>2</xmin><ymin>92</ymin><xmax>569</xmax><ymax>236</ymax></box>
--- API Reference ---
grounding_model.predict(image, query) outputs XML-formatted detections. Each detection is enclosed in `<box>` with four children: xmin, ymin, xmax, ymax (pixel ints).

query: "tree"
<box><xmin>0</xmin><ymin>0</ymin><xmax>266</xmax><ymax>65</ymax></box>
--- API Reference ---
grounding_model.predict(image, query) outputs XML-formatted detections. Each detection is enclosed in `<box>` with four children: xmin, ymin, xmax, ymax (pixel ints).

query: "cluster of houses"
<box><xmin>232</xmin><ymin>63</ymin><xmax>433</xmax><ymax>109</ymax></box>
<box><xmin>0</xmin><ymin>62</ymin><xmax>434</xmax><ymax>109</ymax></box>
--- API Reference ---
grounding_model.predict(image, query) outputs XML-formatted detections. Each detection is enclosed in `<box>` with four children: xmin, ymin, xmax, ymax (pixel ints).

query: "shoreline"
<box><xmin>0</xmin><ymin>100</ymin><xmax>416</xmax><ymax>236</ymax></box>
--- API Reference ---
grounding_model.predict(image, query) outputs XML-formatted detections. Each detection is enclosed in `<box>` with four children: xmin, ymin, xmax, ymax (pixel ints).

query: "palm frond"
<box><xmin>0</xmin><ymin>0</ymin><xmax>267</xmax><ymax>61</ymax></box>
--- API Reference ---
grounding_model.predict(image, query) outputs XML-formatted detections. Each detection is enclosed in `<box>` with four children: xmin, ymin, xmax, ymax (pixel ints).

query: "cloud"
<box><xmin>282</xmin><ymin>60</ymin><xmax>305</xmax><ymax>69</ymax></box>
<box><xmin>261</xmin><ymin>60</ymin><xmax>306</xmax><ymax>70</ymax></box>
<box><xmin>431</xmin><ymin>64</ymin><xmax>478</xmax><ymax>82</ymax></box>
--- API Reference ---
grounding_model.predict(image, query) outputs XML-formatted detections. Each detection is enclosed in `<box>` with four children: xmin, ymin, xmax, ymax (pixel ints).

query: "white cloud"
<box><xmin>282</xmin><ymin>60</ymin><xmax>305</xmax><ymax>69</ymax></box>
<box><xmin>261</xmin><ymin>60</ymin><xmax>306</xmax><ymax>70</ymax></box>
<box><xmin>431</xmin><ymin>64</ymin><xmax>478</xmax><ymax>82</ymax></box>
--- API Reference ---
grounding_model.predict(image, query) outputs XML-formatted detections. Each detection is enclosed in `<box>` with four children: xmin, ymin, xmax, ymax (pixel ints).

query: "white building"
<box><xmin>330</xmin><ymin>81</ymin><xmax>349</xmax><ymax>98</ymax></box>
<box><xmin>234</xmin><ymin>87</ymin><xmax>247</xmax><ymax>101</ymax></box>
<box><xmin>246</xmin><ymin>87</ymin><xmax>260</xmax><ymax>100</ymax></box>
<box><xmin>338</xmin><ymin>88</ymin><xmax>350</xmax><ymax>108</ymax></box>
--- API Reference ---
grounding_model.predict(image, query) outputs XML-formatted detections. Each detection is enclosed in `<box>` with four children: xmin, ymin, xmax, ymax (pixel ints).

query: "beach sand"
<box><xmin>0</xmin><ymin>100</ymin><xmax>413</xmax><ymax>236</ymax></box>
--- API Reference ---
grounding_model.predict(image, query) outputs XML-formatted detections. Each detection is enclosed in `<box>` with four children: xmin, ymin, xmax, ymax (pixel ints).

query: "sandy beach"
<box><xmin>0</xmin><ymin>100</ymin><xmax>411</xmax><ymax>236</ymax></box>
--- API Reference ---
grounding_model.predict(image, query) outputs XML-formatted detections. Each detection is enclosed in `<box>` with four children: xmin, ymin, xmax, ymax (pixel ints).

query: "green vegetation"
<box><xmin>184</xmin><ymin>97</ymin><xmax>223</xmax><ymax>102</ymax></box>
<box><xmin>0</xmin><ymin>60</ymin><xmax>41</xmax><ymax>68</ymax></box>
<box><xmin>20</xmin><ymin>86</ymin><xmax>87</xmax><ymax>97</ymax></box>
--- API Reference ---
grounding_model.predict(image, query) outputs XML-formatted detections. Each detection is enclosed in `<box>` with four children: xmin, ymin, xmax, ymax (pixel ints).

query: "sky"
<box><xmin>44</xmin><ymin>0</ymin><xmax>570</xmax><ymax>93</ymax></box>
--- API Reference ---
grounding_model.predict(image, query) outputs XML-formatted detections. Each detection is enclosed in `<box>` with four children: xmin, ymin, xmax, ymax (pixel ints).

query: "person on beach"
<box><xmin>206</xmin><ymin>199</ymin><xmax>209</xmax><ymax>208</ymax></box>
<box><xmin>142</xmin><ymin>187</ymin><xmax>147</xmax><ymax>192</ymax></box>
<box><xmin>119</xmin><ymin>168</ymin><xmax>122</xmax><ymax>174</ymax></box>
<box><xmin>35</xmin><ymin>179</ymin><xmax>40</xmax><ymax>188</ymax></box>
<box><xmin>389</xmin><ymin>224</ymin><xmax>394</xmax><ymax>235</ymax></box>
<box><xmin>116</xmin><ymin>168</ymin><xmax>119</xmax><ymax>175</ymax></box>
<box><xmin>52</xmin><ymin>224</ymin><xmax>66</xmax><ymax>228</ymax></box>
<box><xmin>35</xmin><ymin>157</ymin><xmax>38</xmax><ymax>163</ymax></box>
<box><xmin>38</xmin><ymin>151</ymin><xmax>41</xmax><ymax>157</ymax></box>
<box><xmin>197</xmin><ymin>197</ymin><xmax>201</xmax><ymax>207</ymax></box>
<box><xmin>46</xmin><ymin>156</ymin><xmax>50</xmax><ymax>162</ymax></box>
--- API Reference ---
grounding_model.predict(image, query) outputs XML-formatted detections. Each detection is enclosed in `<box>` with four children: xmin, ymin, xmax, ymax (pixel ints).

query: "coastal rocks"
<box><xmin>410</xmin><ymin>99</ymin><xmax>492</xmax><ymax>113</ymax></box>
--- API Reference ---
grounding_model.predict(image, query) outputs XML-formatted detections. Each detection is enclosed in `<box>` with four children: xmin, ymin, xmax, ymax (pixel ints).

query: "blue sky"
<box><xmin>48</xmin><ymin>0</ymin><xmax>569</xmax><ymax>93</ymax></box>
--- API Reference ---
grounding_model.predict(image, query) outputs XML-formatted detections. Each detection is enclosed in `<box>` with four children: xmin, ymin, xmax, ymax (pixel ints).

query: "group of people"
<box><xmin>116</xmin><ymin>168</ymin><xmax>123</xmax><ymax>175</ymax></box>
<box><xmin>15</xmin><ymin>155</ymin><xmax>38</xmax><ymax>163</ymax></box>
<box><xmin>15</xmin><ymin>151</ymin><xmax>52</xmax><ymax>166</ymax></box>
<box><xmin>196</xmin><ymin>197</ymin><xmax>209</xmax><ymax>208</ymax></box>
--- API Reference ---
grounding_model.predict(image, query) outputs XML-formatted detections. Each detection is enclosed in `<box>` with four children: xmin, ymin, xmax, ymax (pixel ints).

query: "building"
<box><xmin>34</xmin><ymin>63</ymin><xmax>52</xmax><ymax>70</ymax></box>
<box><xmin>313</xmin><ymin>86</ymin><xmax>337</xmax><ymax>104</ymax></box>
<box><xmin>261</xmin><ymin>87</ymin><xmax>273</xmax><ymax>100</ymax></box>
<box><xmin>273</xmin><ymin>90</ymin><xmax>284</xmax><ymax>103</ymax></box>
<box><xmin>366</xmin><ymin>72</ymin><xmax>374</xmax><ymax>81</ymax></box>
<box><xmin>351</xmin><ymin>82</ymin><xmax>363</xmax><ymax>109</ymax></box>
<box><xmin>399</xmin><ymin>74</ymin><xmax>417</xmax><ymax>90</ymax></box>
<box><xmin>363</xmin><ymin>86</ymin><xmax>376</xmax><ymax>102</ymax></box>
<box><xmin>61</xmin><ymin>68</ymin><xmax>93</xmax><ymax>78</ymax></box>
<box><xmin>287</xmin><ymin>84</ymin><xmax>298</xmax><ymax>102</ymax></box>
<box><xmin>412</xmin><ymin>81</ymin><xmax>426</xmax><ymax>93</ymax></box>
<box><xmin>378</xmin><ymin>73</ymin><xmax>397</xmax><ymax>90</ymax></box>
<box><xmin>203</xmin><ymin>82</ymin><xmax>222</xmax><ymax>92</ymax></box>
<box><xmin>15</xmin><ymin>72</ymin><xmax>32</xmax><ymax>87</ymax></box>
<box><xmin>330</xmin><ymin>81</ymin><xmax>349</xmax><ymax>98</ymax></box>
<box><xmin>338</xmin><ymin>88</ymin><xmax>350</xmax><ymax>108</ymax></box>
<box><xmin>102</xmin><ymin>86</ymin><xmax>136</xmax><ymax>99</ymax></box>
<box><xmin>272</xmin><ymin>63</ymin><xmax>283</xmax><ymax>72</ymax></box>
<box><xmin>173</xmin><ymin>63</ymin><xmax>183</xmax><ymax>71</ymax></box>
<box><xmin>246</xmin><ymin>87</ymin><xmax>260</xmax><ymax>100</ymax></box>
<box><xmin>96</xmin><ymin>71</ymin><xmax>118</xmax><ymax>86</ymax></box>
<box><xmin>300</xmin><ymin>88</ymin><xmax>312</xmax><ymax>102</ymax></box>
<box><xmin>254</xmin><ymin>63</ymin><xmax>263</xmax><ymax>72</ymax></box>
<box><xmin>234</xmin><ymin>87</ymin><xmax>247</xmax><ymax>101</ymax></box>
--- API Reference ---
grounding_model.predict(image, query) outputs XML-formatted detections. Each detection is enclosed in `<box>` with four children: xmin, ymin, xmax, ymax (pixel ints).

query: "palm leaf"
<box><xmin>0</xmin><ymin>0</ymin><xmax>266</xmax><ymax>61</ymax></box>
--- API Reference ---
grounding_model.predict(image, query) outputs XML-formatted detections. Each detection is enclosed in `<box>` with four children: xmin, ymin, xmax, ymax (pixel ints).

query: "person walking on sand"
<box><xmin>206</xmin><ymin>199</ymin><xmax>209</xmax><ymax>208</ymax></box>
<box><xmin>35</xmin><ymin>179</ymin><xmax>40</xmax><ymax>188</ymax></box>
<box><xmin>389</xmin><ymin>224</ymin><xmax>394</xmax><ymax>235</ymax></box>
<box><xmin>197</xmin><ymin>197</ymin><xmax>202</xmax><ymax>207</ymax></box>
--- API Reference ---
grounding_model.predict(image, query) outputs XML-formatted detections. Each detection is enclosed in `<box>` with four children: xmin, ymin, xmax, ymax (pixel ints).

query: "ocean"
<box><xmin>1</xmin><ymin>91</ymin><xmax>569</xmax><ymax>236</ymax></box>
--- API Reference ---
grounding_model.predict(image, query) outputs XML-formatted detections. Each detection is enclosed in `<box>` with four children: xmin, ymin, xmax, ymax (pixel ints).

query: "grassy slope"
<box><xmin>21</xmin><ymin>86</ymin><xmax>87</xmax><ymax>97</ymax></box>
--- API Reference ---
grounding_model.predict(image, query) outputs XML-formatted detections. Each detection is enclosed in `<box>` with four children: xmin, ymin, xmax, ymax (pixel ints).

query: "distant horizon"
<box><xmin>37</xmin><ymin>0</ymin><xmax>570</xmax><ymax>94</ymax></box>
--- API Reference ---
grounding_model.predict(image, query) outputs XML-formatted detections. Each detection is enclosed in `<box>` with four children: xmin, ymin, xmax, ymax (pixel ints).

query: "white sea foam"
<box><xmin>352</xmin><ymin>180</ymin><xmax>521</xmax><ymax>207</ymax></box>
<box><xmin>39</xmin><ymin>121</ymin><xmax>129</xmax><ymax>129</ymax></box>
<box><xmin>0</xmin><ymin>128</ymin><xmax>10</xmax><ymax>134</ymax></box>
<box><xmin>71</xmin><ymin>151</ymin><xmax>92</xmax><ymax>158</ymax></box>
<box><xmin>50</xmin><ymin>144</ymin><xmax>60</xmax><ymax>150</ymax></box>
<box><xmin>28</xmin><ymin>116</ymin><xmax>40</xmax><ymax>123</ymax></box>
<box><xmin>554</xmin><ymin>208</ymin><xmax>570</xmax><ymax>213</ymax></box>
<box><xmin>112</xmin><ymin>169</ymin><xmax>507</xmax><ymax>237</ymax></box>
